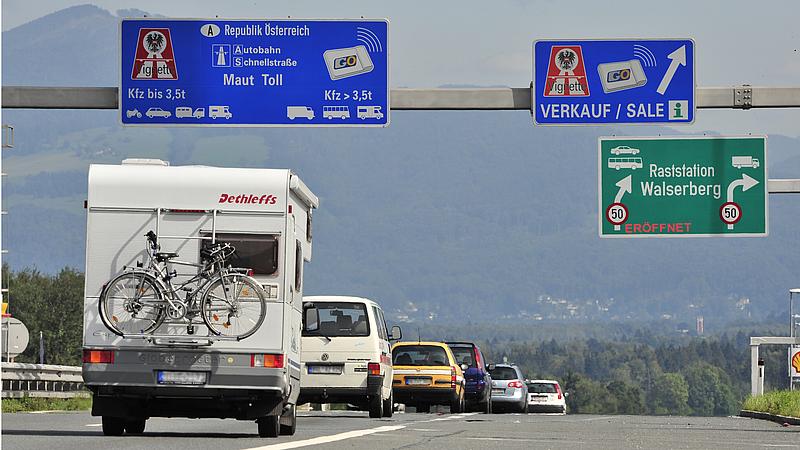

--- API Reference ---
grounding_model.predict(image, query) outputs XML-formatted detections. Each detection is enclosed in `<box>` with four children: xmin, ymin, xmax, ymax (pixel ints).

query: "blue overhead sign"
<box><xmin>533</xmin><ymin>39</ymin><xmax>694</xmax><ymax>125</ymax></box>
<box><xmin>120</xmin><ymin>19</ymin><xmax>388</xmax><ymax>127</ymax></box>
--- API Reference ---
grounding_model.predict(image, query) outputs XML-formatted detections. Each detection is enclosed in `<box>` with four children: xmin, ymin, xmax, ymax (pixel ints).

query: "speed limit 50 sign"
<box><xmin>598</xmin><ymin>136</ymin><xmax>767</xmax><ymax>238</ymax></box>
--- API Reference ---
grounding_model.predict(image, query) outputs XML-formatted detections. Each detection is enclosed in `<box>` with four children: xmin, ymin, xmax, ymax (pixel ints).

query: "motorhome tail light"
<box><xmin>555</xmin><ymin>383</ymin><xmax>563</xmax><ymax>399</ymax></box>
<box><xmin>367</xmin><ymin>362</ymin><xmax>381</xmax><ymax>376</ymax></box>
<box><xmin>251</xmin><ymin>353</ymin><xmax>284</xmax><ymax>368</ymax></box>
<box><xmin>451</xmin><ymin>367</ymin><xmax>457</xmax><ymax>388</ymax></box>
<box><xmin>83</xmin><ymin>349</ymin><xmax>114</xmax><ymax>364</ymax></box>
<box><xmin>507</xmin><ymin>381</ymin><xmax>524</xmax><ymax>389</ymax></box>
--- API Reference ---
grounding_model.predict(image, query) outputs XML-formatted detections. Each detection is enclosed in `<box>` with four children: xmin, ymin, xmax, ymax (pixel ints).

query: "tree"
<box><xmin>650</xmin><ymin>372</ymin><xmax>690</xmax><ymax>415</ymax></box>
<box><xmin>3</xmin><ymin>265</ymin><xmax>84</xmax><ymax>365</ymax></box>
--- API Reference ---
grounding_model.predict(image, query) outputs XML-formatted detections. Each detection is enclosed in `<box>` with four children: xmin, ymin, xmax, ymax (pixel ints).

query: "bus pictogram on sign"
<box><xmin>543</xmin><ymin>45</ymin><xmax>590</xmax><ymax>97</ymax></box>
<box><xmin>131</xmin><ymin>28</ymin><xmax>178</xmax><ymax>80</ymax></box>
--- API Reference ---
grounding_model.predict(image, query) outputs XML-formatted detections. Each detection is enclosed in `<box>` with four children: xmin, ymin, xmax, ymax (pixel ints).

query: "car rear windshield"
<box><xmin>302</xmin><ymin>302</ymin><xmax>369</xmax><ymax>337</ymax></box>
<box><xmin>489</xmin><ymin>366</ymin><xmax>518</xmax><ymax>380</ymax></box>
<box><xmin>449</xmin><ymin>346</ymin><xmax>477</xmax><ymax>368</ymax></box>
<box><xmin>528</xmin><ymin>383</ymin><xmax>557</xmax><ymax>393</ymax></box>
<box><xmin>393</xmin><ymin>345</ymin><xmax>449</xmax><ymax>366</ymax></box>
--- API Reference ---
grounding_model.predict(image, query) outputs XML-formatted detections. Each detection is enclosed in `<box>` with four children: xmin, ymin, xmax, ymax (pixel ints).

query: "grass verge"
<box><xmin>1</xmin><ymin>396</ymin><xmax>92</xmax><ymax>413</ymax></box>
<box><xmin>742</xmin><ymin>390</ymin><xmax>800</xmax><ymax>418</ymax></box>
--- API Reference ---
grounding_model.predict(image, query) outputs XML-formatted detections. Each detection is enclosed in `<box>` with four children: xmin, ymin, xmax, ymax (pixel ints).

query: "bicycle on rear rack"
<box><xmin>99</xmin><ymin>230</ymin><xmax>267</xmax><ymax>340</ymax></box>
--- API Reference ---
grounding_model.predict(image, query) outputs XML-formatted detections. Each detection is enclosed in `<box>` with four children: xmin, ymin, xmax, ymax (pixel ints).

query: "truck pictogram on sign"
<box><xmin>543</xmin><ymin>46</ymin><xmax>590</xmax><ymax>97</ymax></box>
<box><xmin>131</xmin><ymin>28</ymin><xmax>178</xmax><ymax>80</ymax></box>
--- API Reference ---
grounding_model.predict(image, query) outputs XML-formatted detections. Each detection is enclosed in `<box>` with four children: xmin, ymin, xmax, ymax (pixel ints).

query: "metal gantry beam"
<box><xmin>4</xmin><ymin>86</ymin><xmax>800</xmax><ymax>110</ymax></box>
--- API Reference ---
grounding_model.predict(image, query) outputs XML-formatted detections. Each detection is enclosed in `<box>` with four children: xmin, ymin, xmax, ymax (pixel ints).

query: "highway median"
<box><xmin>740</xmin><ymin>390</ymin><xmax>800</xmax><ymax>425</ymax></box>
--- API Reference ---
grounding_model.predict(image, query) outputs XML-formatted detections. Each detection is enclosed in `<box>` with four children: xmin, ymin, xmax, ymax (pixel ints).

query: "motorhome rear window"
<box><xmin>303</xmin><ymin>302</ymin><xmax>369</xmax><ymax>337</ymax></box>
<box><xmin>202</xmin><ymin>233</ymin><xmax>278</xmax><ymax>275</ymax></box>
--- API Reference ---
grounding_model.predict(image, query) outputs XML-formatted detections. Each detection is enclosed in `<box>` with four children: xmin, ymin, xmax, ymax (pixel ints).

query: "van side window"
<box><xmin>372</xmin><ymin>306</ymin><xmax>388</xmax><ymax>340</ymax></box>
<box><xmin>294</xmin><ymin>240</ymin><xmax>302</xmax><ymax>291</ymax></box>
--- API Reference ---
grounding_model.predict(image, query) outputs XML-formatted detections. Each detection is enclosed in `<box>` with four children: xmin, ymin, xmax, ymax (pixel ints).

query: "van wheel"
<box><xmin>368</xmin><ymin>396</ymin><xmax>383</xmax><ymax>418</ymax></box>
<box><xmin>382</xmin><ymin>391</ymin><xmax>394</xmax><ymax>418</ymax></box>
<box><xmin>279</xmin><ymin>405</ymin><xmax>296</xmax><ymax>436</ymax></box>
<box><xmin>417</xmin><ymin>404</ymin><xmax>430</xmax><ymax>413</ymax></box>
<box><xmin>102</xmin><ymin>416</ymin><xmax>125</xmax><ymax>436</ymax></box>
<box><xmin>125</xmin><ymin>418</ymin><xmax>146</xmax><ymax>434</ymax></box>
<box><xmin>257</xmin><ymin>415</ymin><xmax>280</xmax><ymax>438</ymax></box>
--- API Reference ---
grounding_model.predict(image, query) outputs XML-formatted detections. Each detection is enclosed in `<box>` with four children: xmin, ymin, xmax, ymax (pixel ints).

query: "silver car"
<box><xmin>489</xmin><ymin>363</ymin><xmax>528</xmax><ymax>413</ymax></box>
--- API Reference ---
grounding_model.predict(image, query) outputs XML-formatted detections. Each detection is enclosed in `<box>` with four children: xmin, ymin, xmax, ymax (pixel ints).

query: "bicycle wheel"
<box><xmin>100</xmin><ymin>272</ymin><xmax>165</xmax><ymax>335</ymax></box>
<box><xmin>201</xmin><ymin>274</ymin><xmax>266</xmax><ymax>339</ymax></box>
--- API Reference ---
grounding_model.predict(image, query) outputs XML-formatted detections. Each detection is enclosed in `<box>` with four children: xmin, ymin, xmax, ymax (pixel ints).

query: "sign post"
<box><xmin>121</xmin><ymin>19</ymin><xmax>389</xmax><ymax>127</ymax></box>
<box><xmin>533</xmin><ymin>39</ymin><xmax>694</xmax><ymax>125</ymax></box>
<box><xmin>598</xmin><ymin>136</ymin><xmax>767</xmax><ymax>238</ymax></box>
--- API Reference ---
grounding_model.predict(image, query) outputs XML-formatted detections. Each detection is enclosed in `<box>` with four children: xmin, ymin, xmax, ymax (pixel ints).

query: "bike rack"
<box><xmin>119</xmin><ymin>333</ymin><xmax>244</xmax><ymax>347</ymax></box>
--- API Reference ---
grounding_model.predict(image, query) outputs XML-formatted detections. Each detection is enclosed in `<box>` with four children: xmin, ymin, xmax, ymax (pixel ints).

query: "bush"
<box><xmin>742</xmin><ymin>390</ymin><xmax>800</xmax><ymax>418</ymax></box>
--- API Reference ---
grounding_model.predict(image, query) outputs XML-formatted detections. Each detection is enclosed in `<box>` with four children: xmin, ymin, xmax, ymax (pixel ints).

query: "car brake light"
<box><xmin>246</xmin><ymin>269</ymin><xmax>254</xmax><ymax>277</ymax></box>
<box><xmin>508</xmin><ymin>381</ymin><xmax>523</xmax><ymax>388</ymax></box>
<box><xmin>451</xmin><ymin>367</ymin><xmax>457</xmax><ymax>388</ymax></box>
<box><xmin>474</xmin><ymin>348</ymin><xmax>482</xmax><ymax>368</ymax></box>
<box><xmin>251</xmin><ymin>354</ymin><xmax>284</xmax><ymax>368</ymax></box>
<box><xmin>83</xmin><ymin>349</ymin><xmax>114</xmax><ymax>364</ymax></box>
<box><xmin>368</xmin><ymin>362</ymin><xmax>380</xmax><ymax>376</ymax></box>
<box><xmin>555</xmin><ymin>383</ymin><xmax>563</xmax><ymax>399</ymax></box>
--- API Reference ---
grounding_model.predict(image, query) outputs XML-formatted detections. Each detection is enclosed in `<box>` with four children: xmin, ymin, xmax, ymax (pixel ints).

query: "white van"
<box><xmin>299</xmin><ymin>296</ymin><xmax>401</xmax><ymax>418</ymax></box>
<box><xmin>82</xmin><ymin>159</ymin><xmax>318</xmax><ymax>438</ymax></box>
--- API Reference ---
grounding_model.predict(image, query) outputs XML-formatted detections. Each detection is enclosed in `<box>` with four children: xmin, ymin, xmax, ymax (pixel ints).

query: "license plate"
<box><xmin>405</xmin><ymin>378</ymin><xmax>430</xmax><ymax>385</ymax></box>
<box><xmin>157</xmin><ymin>371</ymin><xmax>207</xmax><ymax>385</ymax></box>
<box><xmin>307</xmin><ymin>365</ymin><xmax>343</xmax><ymax>375</ymax></box>
<box><xmin>531</xmin><ymin>396</ymin><xmax>547</xmax><ymax>403</ymax></box>
<box><xmin>492</xmin><ymin>388</ymin><xmax>505</xmax><ymax>394</ymax></box>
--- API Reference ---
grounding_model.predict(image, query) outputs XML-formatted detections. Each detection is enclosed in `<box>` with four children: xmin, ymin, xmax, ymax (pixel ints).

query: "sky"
<box><xmin>2</xmin><ymin>0</ymin><xmax>800</xmax><ymax>136</ymax></box>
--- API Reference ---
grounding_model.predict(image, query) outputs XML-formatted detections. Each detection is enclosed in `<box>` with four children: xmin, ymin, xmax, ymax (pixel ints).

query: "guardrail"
<box><xmin>1</xmin><ymin>362</ymin><xmax>88</xmax><ymax>398</ymax></box>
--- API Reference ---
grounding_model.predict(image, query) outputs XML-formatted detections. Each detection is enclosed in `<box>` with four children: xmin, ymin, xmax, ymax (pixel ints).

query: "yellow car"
<box><xmin>391</xmin><ymin>341</ymin><xmax>466</xmax><ymax>413</ymax></box>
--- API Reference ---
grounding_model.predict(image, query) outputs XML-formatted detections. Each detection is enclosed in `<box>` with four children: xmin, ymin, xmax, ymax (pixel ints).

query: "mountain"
<box><xmin>3</xmin><ymin>5</ymin><xmax>800</xmax><ymax>326</ymax></box>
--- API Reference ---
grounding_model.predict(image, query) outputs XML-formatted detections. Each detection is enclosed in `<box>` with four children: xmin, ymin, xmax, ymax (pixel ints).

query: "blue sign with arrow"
<box><xmin>533</xmin><ymin>39</ymin><xmax>694</xmax><ymax>125</ymax></box>
<box><xmin>120</xmin><ymin>19</ymin><xmax>388</xmax><ymax>127</ymax></box>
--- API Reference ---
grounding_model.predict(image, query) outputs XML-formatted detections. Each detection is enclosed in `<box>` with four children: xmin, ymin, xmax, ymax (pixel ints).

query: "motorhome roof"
<box><xmin>303</xmin><ymin>296</ymin><xmax>379</xmax><ymax>306</ymax></box>
<box><xmin>88</xmin><ymin>163</ymin><xmax>317</xmax><ymax>211</ymax></box>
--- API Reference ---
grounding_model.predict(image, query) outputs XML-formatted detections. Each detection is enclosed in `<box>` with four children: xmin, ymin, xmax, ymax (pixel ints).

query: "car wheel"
<box><xmin>257</xmin><ymin>415</ymin><xmax>280</xmax><ymax>438</ymax></box>
<box><xmin>368</xmin><ymin>395</ymin><xmax>383</xmax><ymax>418</ymax></box>
<box><xmin>520</xmin><ymin>402</ymin><xmax>528</xmax><ymax>414</ymax></box>
<box><xmin>417</xmin><ymin>403</ymin><xmax>430</xmax><ymax>413</ymax></box>
<box><xmin>451</xmin><ymin>389</ymin><xmax>465</xmax><ymax>413</ymax></box>
<box><xmin>382</xmin><ymin>391</ymin><xmax>394</xmax><ymax>418</ymax></box>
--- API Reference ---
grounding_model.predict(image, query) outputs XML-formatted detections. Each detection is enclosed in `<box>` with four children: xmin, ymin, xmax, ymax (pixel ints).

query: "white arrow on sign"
<box><xmin>727</xmin><ymin>173</ymin><xmax>759</xmax><ymax>202</ymax></box>
<box><xmin>656</xmin><ymin>45</ymin><xmax>687</xmax><ymax>95</ymax></box>
<box><xmin>615</xmin><ymin>174</ymin><xmax>632</xmax><ymax>203</ymax></box>
<box><xmin>725</xmin><ymin>174</ymin><xmax>759</xmax><ymax>230</ymax></box>
<box><xmin>613</xmin><ymin>175</ymin><xmax>633</xmax><ymax>230</ymax></box>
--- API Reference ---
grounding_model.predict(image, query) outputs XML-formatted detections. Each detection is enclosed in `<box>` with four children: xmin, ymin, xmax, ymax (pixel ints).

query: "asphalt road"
<box><xmin>2</xmin><ymin>409</ymin><xmax>798</xmax><ymax>450</ymax></box>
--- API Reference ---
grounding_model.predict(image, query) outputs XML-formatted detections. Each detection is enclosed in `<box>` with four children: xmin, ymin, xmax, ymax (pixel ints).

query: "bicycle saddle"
<box><xmin>154</xmin><ymin>252</ymin><xmax>179</xmax><ymax>262</ymax></box>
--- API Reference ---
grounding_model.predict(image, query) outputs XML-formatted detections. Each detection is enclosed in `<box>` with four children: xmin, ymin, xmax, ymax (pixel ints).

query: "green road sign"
<box><xmin>599</xmin><ymin>136</ymin><xmax>767</xmax><ymax>238</ymax></box>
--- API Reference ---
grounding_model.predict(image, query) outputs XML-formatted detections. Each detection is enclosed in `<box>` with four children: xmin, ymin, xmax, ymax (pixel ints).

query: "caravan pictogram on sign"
<box><xmin>131</xmin><ymin>28</ymin><xmax>178</xmax><ymax>80</ymax></box>
<box><xmin>543</xmin><ymin>46</ymin><xmax>589</xmax><ymax>97</ymax></box>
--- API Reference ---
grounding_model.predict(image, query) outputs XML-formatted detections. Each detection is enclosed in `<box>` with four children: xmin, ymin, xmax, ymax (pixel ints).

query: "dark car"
<box><xmin>446</xmin><ymin>342</ymin><xmax>492</xmax><ymax>413</ymax></box>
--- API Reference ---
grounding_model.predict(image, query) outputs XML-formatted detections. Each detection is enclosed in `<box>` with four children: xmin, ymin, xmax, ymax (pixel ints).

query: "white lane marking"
<box><xmin>408</xmin><ymin>428</ymin><xmax>441</xmax><ymax>432</ymax></box>
<box><xmin>85</xmin><ymin>424</ymin><xmax>103</xmax><ymax>427</ymax></box>
<box><xmin>241</xmin><ymin>425</ymin><xmax>405</xmax><ymax>450</ymax></box>
<box><xmin>28</xmin><ymin>410</ymin><xmax>65</xmax><ymax>414</ymax></box>
<box><xmin>427</xmin><ymin>412</ymin><xmax>477</xmax><ymax>422</ymax></box>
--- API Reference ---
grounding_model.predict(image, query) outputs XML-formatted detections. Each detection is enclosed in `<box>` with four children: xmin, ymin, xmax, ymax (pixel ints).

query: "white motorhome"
<box><xmin>299</xmin><ymin>296</ymin><xmax>401</xmax><ymax>418</ymax></box>
<box><xmin>82</xmin><ymin>159</ymin><xmax>318</xmax><ymax>438</ymax></box>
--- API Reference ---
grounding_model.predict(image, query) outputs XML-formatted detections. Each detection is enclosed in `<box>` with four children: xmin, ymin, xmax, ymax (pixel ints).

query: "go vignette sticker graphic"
<box><xmin>131</xmin><ymin>28</ymin><xmax>178</xmax><ymax>80</ymax></box>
